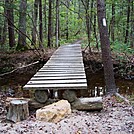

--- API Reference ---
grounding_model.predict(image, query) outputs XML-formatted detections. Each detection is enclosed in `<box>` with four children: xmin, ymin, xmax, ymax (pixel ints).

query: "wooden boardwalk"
<box><xmin>24</xmin><ymin>44</ymin><xmax>87</xmax><ymax>90</ymax></box>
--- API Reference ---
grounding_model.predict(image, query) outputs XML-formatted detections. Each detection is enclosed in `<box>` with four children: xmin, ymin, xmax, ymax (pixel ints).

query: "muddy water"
<box><xmin>0</xmin><ymin>67</ymin><xmax>133</xmax><ymax>98</ymax></box>
<box><xmin>84</xmin><ymin>70</ymin><xmax>134</xmax><ymax>97</ymax></box>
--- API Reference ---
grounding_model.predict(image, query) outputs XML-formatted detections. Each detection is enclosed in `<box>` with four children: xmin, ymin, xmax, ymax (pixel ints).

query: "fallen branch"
<box><xmin>0</xmin><ymin>61</ymin><xmax>39</xmax><ymax>77</ymax></box>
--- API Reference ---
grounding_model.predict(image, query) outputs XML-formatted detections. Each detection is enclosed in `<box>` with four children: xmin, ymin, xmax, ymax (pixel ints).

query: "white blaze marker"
<box><xmin>102</xmin><ymin>18</ymin><xmax>106</xmax><ymax>26</ymax></box>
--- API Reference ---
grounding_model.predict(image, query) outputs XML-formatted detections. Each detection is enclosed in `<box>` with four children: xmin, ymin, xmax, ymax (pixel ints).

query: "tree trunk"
<box><xmin>17</xmin><ymin>0</ymin><xmax>27</xmax><ymax>50</ymax></box>
<box><xmin>0</xmin><ymin>0</ymin><xmax>7</xmax><ymax>46</ymax></box>
<box><xmin>81</xmin><ymin>0</ymin><xmax>92</xmax><ymax>52</ymax></box>
<box><xmin>55</xmin><ymin>0</ymin><xmax>60</xmax><ymax>47</ymax></box>
<box><xmin>47</xmin><ymin>0</ymin><xmax>52</xmax><ymax>47</ymax></box>
<box><xmin>93</xmin><ymin>12</ymin><xmax>99</xmax><ymax>50</ymax></box>
<box><xmin>111</xmin><ymin>3</ymin><xmax>115</xmax><ymax>42</ymax></box>
<box><xmin>130</xmin><ymin>0</ymin><xmax>134</xmax><ymax>47</ymax></box>
<box><xmin>124</xmin><ymin>0</ymin><xmax>131</xmax><ymax>44</ymax></box>
<box><xmin>44</xmin><ymin>0</ymin><xmax>47</xmax><ymax>38</ymax></box>
<box><xmin>66</xmin><ymin>0</ymin><xmax>69</xmax><ymax>40</ymax></box>
<box><xmin>6</xmin><ymin>0</ymin><xmax>15</xmax><ymax>48</ymax></box>
<box><xmin>31</xmin><ymin>0</ymin><xmax>39</xmax><ymax>46</ymax></box>
<box><xmin>39</xmin><ymin>0</ymin><xmax>43</xmax><ymax>49</ymax></box>
<box><xmin>97</xmin><ymin>0</ymin><xmax>117</xmax><ymax>95</ymax></box>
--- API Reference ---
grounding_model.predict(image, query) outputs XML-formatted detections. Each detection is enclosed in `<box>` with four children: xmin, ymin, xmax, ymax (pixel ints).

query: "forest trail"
<box><xmin>24</xmin><ymin>44</ymin><xmax>87</xmax><ymax>90</ymax></box>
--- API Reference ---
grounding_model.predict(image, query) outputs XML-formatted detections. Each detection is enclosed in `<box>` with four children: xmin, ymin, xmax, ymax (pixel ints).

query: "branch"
<box><xmin>0</xmin><ymin>61</ymin><xmax>39</xmax><ymax>77</ymax></box>
<box><xmin>60</xmin><ymin>1</ymin><xmax>83</xmax><ymax>20</ymax></box>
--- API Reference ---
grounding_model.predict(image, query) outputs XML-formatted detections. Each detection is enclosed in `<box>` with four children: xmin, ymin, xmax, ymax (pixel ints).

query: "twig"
<box><xmin>0</xmin><ymin>61</ymin><xmax>39</xmax><ymax>77</ymax></box>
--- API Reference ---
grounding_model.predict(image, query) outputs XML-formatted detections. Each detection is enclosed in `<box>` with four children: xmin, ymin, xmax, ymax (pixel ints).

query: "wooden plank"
<box><xmin>45</xmin><ymin>63</ymin><xmax>84</xmax><ymax>66</ymax></box>
<box><xmin>27</xmin><ymin>79</ymin><xmax>87</xmax><ymax>84</ymax></box>
<box><xmin>31</xmin><ymin>76</ymin><xmax>86</xmax><ymax>80</ymax></box>
<box><xmin>24</xmin><ymin>83</ymin><xmax>87</xmax><ymax>90</ymax></box>
<box><xmin>34</xmin><ymin>73</ymin><xmax>86</xmax><ymax>77</ymax></box>
<box><xmin>39</xmin><ymin>69</ymin><xmax>84</xmax><ymax>72</ymax></box>
<box><xmin>36</xmin><ymin>71</ymin><xmax>85</xmax><ymax>76</ymax></box>
<box><xmin>42</xmin><ymin>65</ymin><xmax>85</xmax><ymax>68</ymax></box>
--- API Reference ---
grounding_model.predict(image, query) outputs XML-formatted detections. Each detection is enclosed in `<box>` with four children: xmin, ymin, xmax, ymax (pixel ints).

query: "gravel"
<box><xmin>0</xmin><ymin>95</ymin><xmax>134</xmax><ymax>134</ymax></box>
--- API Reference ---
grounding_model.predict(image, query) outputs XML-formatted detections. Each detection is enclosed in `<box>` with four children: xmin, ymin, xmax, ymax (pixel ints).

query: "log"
<box><xmin>62</xmin><ymin>90</ymin><xmax>77</xmax><ymax>103</ymax></box>
<box><xmin>7</xmin><ymin>100</ymin><xmax>29</xmax><ymax>122</ymax></box>
<box><xmin>71</xmin><ymin>97</ymin><xmax>103</xmax><ymax>111</ymax></box>
<box><xmin>34</xmin><ymin>90</ymin><xmax>49</xmax><ymax>103</ymax></box>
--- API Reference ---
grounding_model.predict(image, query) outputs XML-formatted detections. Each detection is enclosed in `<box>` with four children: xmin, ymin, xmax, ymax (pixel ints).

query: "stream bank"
<box><xmin>0</xmin><ymin>49</ymin><xmax>133</xmax><ymax>98</ymax></box>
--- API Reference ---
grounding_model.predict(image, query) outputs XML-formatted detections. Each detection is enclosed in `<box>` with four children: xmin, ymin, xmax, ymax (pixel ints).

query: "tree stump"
<box><xmin>7</xmin><ymin>100</ymin><xmax>29</xmax><ymax>122</ymax></box>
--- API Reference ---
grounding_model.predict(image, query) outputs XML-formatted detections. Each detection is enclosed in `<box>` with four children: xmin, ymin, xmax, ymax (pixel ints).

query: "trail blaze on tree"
<box><xmin>97</xmin><ymin>0</ymin><xmax>117</xmax><ymax>94</ymax></box>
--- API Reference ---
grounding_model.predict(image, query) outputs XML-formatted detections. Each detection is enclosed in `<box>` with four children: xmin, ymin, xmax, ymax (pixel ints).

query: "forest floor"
<box><xmin>0</xmin><ymin>93</ymin><xmax>134</xmax><ymax>134</ymax></box>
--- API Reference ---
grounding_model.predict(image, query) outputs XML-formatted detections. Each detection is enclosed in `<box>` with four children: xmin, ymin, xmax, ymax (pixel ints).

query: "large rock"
<box><xmin>36</xmin><ymin>100</ymin><xmax>71</xmax><ymax>123</ymax></box>
<box><xmin>72</xmin><ymin>97</ymin><xmax>103</xmax><ymax>111</ymax></box>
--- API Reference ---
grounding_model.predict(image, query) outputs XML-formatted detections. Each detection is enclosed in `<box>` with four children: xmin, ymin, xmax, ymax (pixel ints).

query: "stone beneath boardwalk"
<box><xmin>71</xmin><ymin>97</ymin><xmax>103</xmax><ymax>111</ymax></box>
<box><xmin>36</xmin><ymin>100</ymin><xmax>71</xmax><ymax>123</ymax></box>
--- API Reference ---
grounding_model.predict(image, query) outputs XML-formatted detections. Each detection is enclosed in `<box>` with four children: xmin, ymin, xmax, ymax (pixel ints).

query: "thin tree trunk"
<box><xmin>47</xmin><ymin>0</ymin><xmax>52</xmax><ymax>47</ymax></box>
<box><xmin>81</xmin><ymin>0</ymin><xmax>92</xmax><ymax>52</ymax></box>
<box><xmin>31</xmin><ymin>0</ymin><xmax>39</xmax><ymax>46</ymax></box>
<box><xmin>111</xmin><ymin>3</ymin><xmax>115</xmax><ymax>42</ymax></box>
<box><xmin>39</xmin><ymin>0</ymin><xmax>43</xmax><ymax>48</ymax></box>
<box><xmin>44</xmin><ymin>0</ymin><xmax>47</xmax><ymax>38</ymax></box>
<box><xmin>130</xmin><ymin>0</ymin><xmax>134</xmax><ymax>47</ymax></box>
<box><xmin>66</xmin><ymin>0</ymin><xmax>69</xmax><ymax>40</ymax></box>
<box><xmin>97</xmin><ymin>0</ymin><xmax>117</xmax><ymax>94</ymax></box>
<box><xmin>93</xmin><ymin>11</ymin><xmax>99</xmax><ymax>50</ymax></box>
<box><xmin>56</xmin><ymin>0</ymin><xmax>60</xmax><ymax>47</ymax></box>
<box><xmin>1</xmin><ymin>1</ymin><xmax>7</xmax><ymax>46</ymax></box>
<box><xmin>17</xmin><ymin>0</ymin><xmax>27</xmax><ymax>50</ymax></box>
<box><xmin>6</xmin><ymin>0</ymin><xmax>15</xmax><ymax>48</ymax></box>
<box><xmin>124</xmin><ymin>0</ymin><xmax>131</xmax><ymax>44</ymax></box>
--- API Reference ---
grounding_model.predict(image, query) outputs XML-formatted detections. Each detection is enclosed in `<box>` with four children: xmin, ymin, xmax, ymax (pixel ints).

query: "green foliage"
<box><xmin>111</xmin><ymin>41</ymin><xmax>134</xmax><ymax>54</ymax></box>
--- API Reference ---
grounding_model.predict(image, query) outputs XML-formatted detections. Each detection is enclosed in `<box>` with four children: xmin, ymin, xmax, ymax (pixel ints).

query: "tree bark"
<box><xmin>7</xmin><ymin>100</ymin><xmax>29</xmax><ymax>122</ymax></box>
<box><xmin>93</xmin><ymin>12</ymin><xmax>99</xmax><ymax>50</ymax></box>
<box><xmin>81</xmin><ymin>0</ymin><xmax>92</xmax><ymax>52</ymax></box>
<box><xmin>44</xmin><ymin>0</ymin><xmax>47</xmax><ymax>38</ymax></box>
<box><xmin>17</xmin><ymin>0</ymin><xmax>27</xmax><ymax>50</ymax></box>
<box><xmin>130</xmin><ymin>0</ymin><xmax>134</xmax><ymax>47</ymax></box>
<box><xmin>0</xmin><ymin>1</ymin><xmax>7</xmax><ymax>46</ymax></box>
<box><xmin>97</xmin><ymin>0</ymin><xmax>117</xmax><ymax>94</ymax></box>
<box><xmin>47</xmin><ymin>0</ymin><xmax>52</xmax><ymax>47</ymax></box>
<box><xmin>55</xmin><ymin>0</ymin><xmax>60</xmax><ymax>47</ymax></box>
<box><xmin>31</xmin><ymin>0</ymin><xmax>39</xmax><ymax>46</ymax></box>
<box><xmin>6</xmin><ymin>0</ymin><xmax>15</xmax><ymax>48</ymax></box>
<box><xmin>124</xmin><ymin>0</ymin><xmax>131</xmax><ymax>44</ymax></box>
<box><xmin>111</xmin><ymin>3</ymin><xmax>115</xmax><ymax>42</ymax></box>
<box><xmin>39</xmin><ymin>0</ymin><xmax>43</xmax><ymax>49</ymax></box>
<box><xmin>66</xmin><ymin>0</ymin><xmax>69</xmax><ymax>40</ymax></box>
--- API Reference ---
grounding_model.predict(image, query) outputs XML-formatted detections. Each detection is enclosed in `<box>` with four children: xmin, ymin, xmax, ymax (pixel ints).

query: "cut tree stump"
<box><xmin>7</xmin><ymin>100</ymin><xmax>29</xmax><ymax>122</ymax></box>
<box><xmin>71</xmin><ymin>97</ymin><xmax>103</xmax><ymax>111</ymax></box>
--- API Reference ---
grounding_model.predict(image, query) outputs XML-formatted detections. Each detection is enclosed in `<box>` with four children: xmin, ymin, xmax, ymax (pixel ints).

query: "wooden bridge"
<box><xmin>24</xmin><ymin>44</ymin><xmax>87</xmax><ymax>102</ymax></box>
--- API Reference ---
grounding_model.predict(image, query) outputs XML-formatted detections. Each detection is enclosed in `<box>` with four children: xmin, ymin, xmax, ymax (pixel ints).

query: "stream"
<box><xmin>85</xmin><ymin>70</ymin><xmax>134</xmax><ymax>97</ymax></box>
<box><xmin>0</xmin><ymin>67</ymin><xmax>133</xmax><ymax>98</ymax></box>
